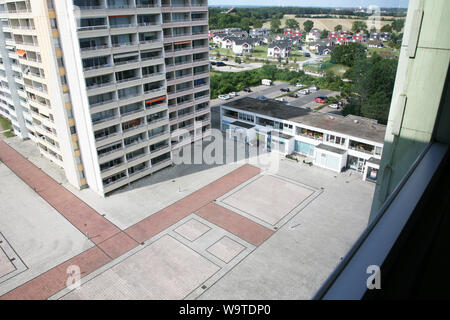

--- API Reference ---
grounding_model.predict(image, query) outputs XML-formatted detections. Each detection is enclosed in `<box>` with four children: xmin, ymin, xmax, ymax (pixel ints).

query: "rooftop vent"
<box><xmin>354</xmin><ymin>119</ymin><xmax>359</xmax><ymax>124</ymax></box>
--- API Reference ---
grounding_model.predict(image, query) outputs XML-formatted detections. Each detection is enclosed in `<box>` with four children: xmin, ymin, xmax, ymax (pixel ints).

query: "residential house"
<box><xmin>232</xmin><ymin>39</ymin><xmax>253</xmax><ymax>54</ymax></box>
<box><xmin>352</xmin><ymin>33</ymin><xmax>368</xmax><ymax>42</ymax></box>
<box><xmin>284</xmin><ymin>29</ymin><xmax>303</xmax><ymax>37</ymax></box>
<box><xmin>268</xmin><ymin>41</ymin><xmax>292</xmax><ymax>59</ymax></box>
<box><xmin>368</xmin><ymin>40</ymin><xmax>384</xmax><ymax>48</ymax></box>
<box><xmin>250</xmin><ymin>28</ymin><xmax>270</xmax><ymax>38</ymax></box>
<box><xmin>306</xmin><ymin>28</ymin><xmax>321</xmax><ymax>42</ymax></box>
<box><xmin>309</xmin><ymin>39</ymin><xmax>335</xmax><ymax>51</ymax></box>
<box><xmin>380</xmin><ymin>32</ymin><xmax>391</xmax><ymax>41</ymax></box>
<box><xmin>317</xmin><ymin>46</ymin><xmax>333</xmax><ymax>55</ymax></box>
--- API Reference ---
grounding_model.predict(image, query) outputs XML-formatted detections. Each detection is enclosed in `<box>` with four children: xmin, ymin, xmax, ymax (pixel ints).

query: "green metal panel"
<box><xmin>369</xmin><ymin>0</ymin><xmax>450</xmax><ymax>222</ymax></box>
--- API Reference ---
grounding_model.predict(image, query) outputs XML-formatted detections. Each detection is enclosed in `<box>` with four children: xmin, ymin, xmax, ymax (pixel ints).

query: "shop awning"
<box><xmin>145</xmin><ymin>96</ymin><xmax>166</xmax><ymax>104</ymax></box>
<box><xmin>174</xmin><ymin>40</ymin><xmax>191</xmax><ymax>45</ymax></box>
<box><xmin>16</xmin><ymin>49</ymin><xmax>26</xmax><ymax>57</ymax></box>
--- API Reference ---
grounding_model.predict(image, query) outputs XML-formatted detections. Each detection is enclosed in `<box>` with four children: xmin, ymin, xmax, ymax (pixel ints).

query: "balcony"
<box><xmin>77</xmin><ymin>25</ymin><xmax>108</xmax><ymax>32</ymax></box>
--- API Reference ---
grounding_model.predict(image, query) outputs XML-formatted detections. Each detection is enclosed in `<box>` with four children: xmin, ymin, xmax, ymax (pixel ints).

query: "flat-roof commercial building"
<box><xmin>220</xmin><ymin>97</ymin><xmax>386</xmax><ymax>182</ymax></box>
<box><xmin>0</xmin><ymin>0</ymin><xmax>210</xmax><ymax>196</ymax></box>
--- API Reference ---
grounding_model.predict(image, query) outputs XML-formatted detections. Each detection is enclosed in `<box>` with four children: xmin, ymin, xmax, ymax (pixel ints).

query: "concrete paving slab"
<box><xmin>196</xmin><ymin>203</ymin><xmax>274</xmax><ymax>246</ymax></box>
<box><xmin>0</xmin><ymin>163</ymin><xmax>94</xmax><ymax>297</ymax></box>
<box><xmin>207</xmin><ymin>236</ymin><xmax>246</xmax><ymax>263</ymax></box>
<box><xmin>125</xmin><ymin>164</ymin><xmax>261</xmax><ymax>243</ymax></box>
<box><xmin>174</xmin><ymin>219</ymin><xmax>211</xmax><ymax>242</ymax></box>
<box><xmin>0</xmin><ymin>249</ymin><xmax>14</xmax><ymax>278</ymax></box>
<box><xmin>222</xmin><ymin>175</ymin><xmax>314</xmax><ymax>225</ymax></box>
<box><xmin>61</xmin><ymin>235</ymin><xmax>220</xmax><ymax>300</ymax></box>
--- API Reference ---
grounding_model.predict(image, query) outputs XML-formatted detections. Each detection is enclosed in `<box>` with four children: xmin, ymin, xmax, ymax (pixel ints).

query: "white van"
<box><xmin>262</xmin><ymin>79</ymin><xmax>272</xmax><ymax>86</ymax></box>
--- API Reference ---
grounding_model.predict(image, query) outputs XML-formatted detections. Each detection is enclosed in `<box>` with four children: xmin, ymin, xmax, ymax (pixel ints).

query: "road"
<box><xmin>298</xmin><ymin>48</ymin><xmax>323</xmax><ymax>71</ymax></box>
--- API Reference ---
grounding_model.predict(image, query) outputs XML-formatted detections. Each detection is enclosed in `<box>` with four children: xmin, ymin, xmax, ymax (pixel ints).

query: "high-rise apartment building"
<box><xmin>0</xmin><ymin>0</ymin><xmax>210</xmax><ymax>196</ymax></box>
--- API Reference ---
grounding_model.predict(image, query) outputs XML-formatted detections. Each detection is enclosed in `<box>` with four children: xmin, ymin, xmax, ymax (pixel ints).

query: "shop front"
<box><xmin>313</xmin><ymin>144</ymin><xmax>347</xmax><ymax>173</ymax></box>
<box><xmin>363</xmin><ymin>158</ymin><xmax>381</xmax><ymax>182</ymax></box>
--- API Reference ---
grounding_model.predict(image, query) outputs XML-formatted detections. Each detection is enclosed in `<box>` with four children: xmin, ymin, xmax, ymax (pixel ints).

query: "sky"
<box><xmin>208</xmin><ymin>0</ymin><xmax>409</xmax><ymax>8</ymax></box>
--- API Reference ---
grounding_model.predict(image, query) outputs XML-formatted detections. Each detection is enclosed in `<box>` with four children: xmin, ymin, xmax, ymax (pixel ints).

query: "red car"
<box><xmin>315</xmin><ymin>97</ymin><xmax>327</xmax><ymax>103</ymax></box>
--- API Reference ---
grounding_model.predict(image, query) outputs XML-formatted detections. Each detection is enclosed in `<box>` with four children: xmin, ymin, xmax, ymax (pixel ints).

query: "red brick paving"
<box><xmin>0</xmin><ymin>246</ymin><xmax>110</xmax><ymax>300</ymax></box>
<box><xmin>0</xmin><ymin>141</ymin><xmax>120</xmax><ymax>244</ymax></box>
<box><xmin>125</xmin><ymin>164</ymin><xmax>261</xmax><ymax>243</ymax></box>
<box><xmin>196</xmin><ymin>203</ymin><xmax>274</xmax><ymax>246</ymax></box>
<box><xmin>0</xmin><ymin>140</ymin><xmax>270</xmax><ymax>299</ymax></box>
<box><xmin>97</xmin><ymin>232</ymin><xmax>139</xmax><ymax>260</ymax></box>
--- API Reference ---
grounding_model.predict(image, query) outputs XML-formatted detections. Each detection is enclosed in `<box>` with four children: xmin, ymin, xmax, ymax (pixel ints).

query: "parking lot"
<box><xmin>212</xmin><ymin>82</ymin><xmax>341</xmax><ymax>112</ymax></box>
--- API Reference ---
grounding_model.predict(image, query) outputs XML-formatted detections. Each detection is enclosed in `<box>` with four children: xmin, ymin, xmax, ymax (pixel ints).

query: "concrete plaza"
<box><xmin>0</xmin><ymin>131</ymin><xmax>374</xmax><ymax>300</ymax></box>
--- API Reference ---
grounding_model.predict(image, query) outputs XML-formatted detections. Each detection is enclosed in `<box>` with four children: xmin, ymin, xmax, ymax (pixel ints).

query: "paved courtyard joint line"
<box><xmin>0</xmin><ymin>141</ymin><xmax>124</xmax><ymax>246</ymax></box>
<box><xmin>125</xmin><ymin>164</ymin><xmax>262</xmax><ymax>243</ymax></box>
<box><xmin>0</xmin><ymin>141</ymin><xmax>270</xmax><ymax>300</ymax></box>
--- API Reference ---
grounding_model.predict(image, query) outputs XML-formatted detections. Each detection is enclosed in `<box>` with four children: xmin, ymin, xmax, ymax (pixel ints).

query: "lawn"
<box><xmin>0</xmin><ymin>116</ymin><xmax>15</xmax><ymax>138</ymax></box>
<box><xmin>252</xmin><ymin>45</ymin><xmax>268</xmax><ymax>58</ymax></box>
<box><xmin>323</xmin><ymin>63</ymin><xmax>350</xmax><ymax>76</ymax></box>
<box><xmin>211</xmin><ymin>48</ymin><xmax>234</xmax><ymax>57</ymax></box>
<box><xmin>367</xmin><ymin>47</ymin><xmax>400</xmax><ymax>58</ymax></box>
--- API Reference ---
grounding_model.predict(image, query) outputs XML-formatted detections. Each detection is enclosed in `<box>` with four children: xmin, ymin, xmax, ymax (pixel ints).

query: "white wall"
<box><xmin>54</xmin><ymin>0</ymin><xmax>105</xmax><ymax>196</ymax></box>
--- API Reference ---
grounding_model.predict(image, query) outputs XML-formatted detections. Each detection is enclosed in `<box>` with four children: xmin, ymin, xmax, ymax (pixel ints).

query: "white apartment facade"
<box><xmin>0</xmin><ymin>0</ymin><xmax>210</xmax><ymax>196</ymax></box>
<box><xmin>220</xmin><ymin>98</ymin><xmax>386</xmax><ymax>182</ymax></box>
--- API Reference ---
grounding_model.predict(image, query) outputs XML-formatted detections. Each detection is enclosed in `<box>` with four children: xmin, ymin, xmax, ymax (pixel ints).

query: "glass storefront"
<box><xmin>348</xmin><ymin>155</ymin><xmax>365</xmax><ymax>172</ymax></box>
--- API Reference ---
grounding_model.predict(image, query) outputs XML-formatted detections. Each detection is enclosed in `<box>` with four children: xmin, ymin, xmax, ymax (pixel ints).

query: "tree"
<box><xmin>334</xmin><ymin>24</ymin><xmax>343</xmax><ymax>32</ymax></box>
<box><xmin>330</xmin><ymin>42</ymin><xmax>366</xmax><ymax>67</ymax></box>
<box><xmin>381</xmin><ymin>24</ymin><xmax>393</xmax><ymax>33</ymax></box>
<box><xmin>240</xmin><ymin>17</ymin><xmax>251</xmax><ymax>32</ymax></box>
<box><xmin>343</xmin><ymin>53</ymin><xmax>398</xmax><ymax>125</ymax></box>
<box><xmin>253</xmin><ymin>19</ymin><xmax>263</xmax><ymax>29</ymax></box>
<box><xmin>391</xmin><ymin>19</ymin><xmax>405</xmax><ymax>32</ymax></box>
<box><xmin>370</xmin><ymin>26</ymin><xmax>377</xmax><ymax>33</ymax></box>
<box><xmin>270</xmin><ymin>18</ymin><xmax>281</xmax><ymax>33</ymax></box>
<box><xmin>351</xmin><ymin>20</ymin><xmax>368</xmax><ymax>33</ymax></box>
<box><xmin>285</xmin><ymin>18</ymin><xmax>299</xmax><ymax>30</ymax></box>
<box><xmin>321</xmin><ymin>29</ymin><xmax>329</xmax><ymax>39</ymax></box>
<box><xmin>303</xmin><ymin>20</ymin><xmax>314</xmax><ymax>33</ymax></box>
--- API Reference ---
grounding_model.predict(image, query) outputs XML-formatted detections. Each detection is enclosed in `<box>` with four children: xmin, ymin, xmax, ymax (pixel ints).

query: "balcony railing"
<box><xmin>77</xmin><ymin>25</ymin><xmax>108</xmax><ymax>32</ymax></box>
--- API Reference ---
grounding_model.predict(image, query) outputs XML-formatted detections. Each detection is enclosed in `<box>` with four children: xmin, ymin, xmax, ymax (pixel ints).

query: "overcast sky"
<box><xmin>208</xmin><ymin>0</ymin><xmax>409</xmax><ymax>8</ymax></box>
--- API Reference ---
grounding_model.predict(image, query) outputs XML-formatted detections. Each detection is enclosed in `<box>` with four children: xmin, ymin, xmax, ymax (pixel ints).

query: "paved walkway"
<box><xmin>0</xmin><ymin>140</ymin><xmax>273</xmax><ymax>300</ymax></box>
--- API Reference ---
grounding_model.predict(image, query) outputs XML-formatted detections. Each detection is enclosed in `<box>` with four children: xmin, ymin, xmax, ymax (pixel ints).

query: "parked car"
<box><xmin>309</xmin><ymin>85</ymin><xmax>319</xmax><ymax>91</ymax></box>
<box><xmin>275</xmin><ymin>98</ymin><xmax>286</xmax><ymax>102</ymax></box>
<box><xmin>297</xmin><ymin>46</ymin><xmax>302</xmax><ymax>50</ymax></box>
<box><xmin>315</xmin><ymin>97</ymin><xmax>327</xmax><ymax>103</ymax></box>
<box><xmin>216</xmin><ymin>61</ymin><xmax>226</xmax><ymax>67</ymax></box>
<box><xmin>245</xmin><ymin>54</ymin><xmax>253</xmax><ymax>57</ymax></box>
<box><xmin>295</xmin><ymin>83</ymin><xmax>304</xmax><ymax>88</ymax></box>
<box><xmin>262</xmin><ymin>79</ymin><xmax>272</xmax><ymax>86</ymax></box>
<box><xmin>221</xmin><ymin>57</ymin><xmax>229</xmax><ymax>61</ymax></box>
<box><xmin>210</xmin><ymin>61</ymin><xmax>217</xmax><ymax>65</ymax></box>
<box><xmin>218</xmin><ymin>94</ymin><xmax>231</xmax><ymax>100</ymax></box>
<box><xmin>228</xmin><ymin>92</ymin><xmax>238</xmax><ymax>97</ymax></box>
<box><xmin>289</xmin><ymin>93</ymin><xmax>299</xmax><ymax>98</ymax></box>
<box><xmin>299</xmin><ymin>89</ymin><xmax>310</xmax><ymax>95</ymax></box>
<box><xmin>243</xmin><ymin>87</ymin><xmax>252</xmax><ymax>93</ymax></box>
<box><xmin>280</xmin><ymin>88</ymin><xmax>290</xmax><ymax>92</ymax></box>
<box><xmin>329</xmin><ymin>103</ymin><xmax>339</xmax><ymax>109</ymax></box>
<box><xmin>304</xmin><ymin>52</ymin><xmax>311</xmax><ymax>57</ymax></box>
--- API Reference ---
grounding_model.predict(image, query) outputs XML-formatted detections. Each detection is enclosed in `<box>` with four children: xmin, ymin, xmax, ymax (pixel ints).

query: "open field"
<box><xmin>263</xmin><ymin>14</ymin><xmax>395</xmax><ymax>32</ymax></box>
